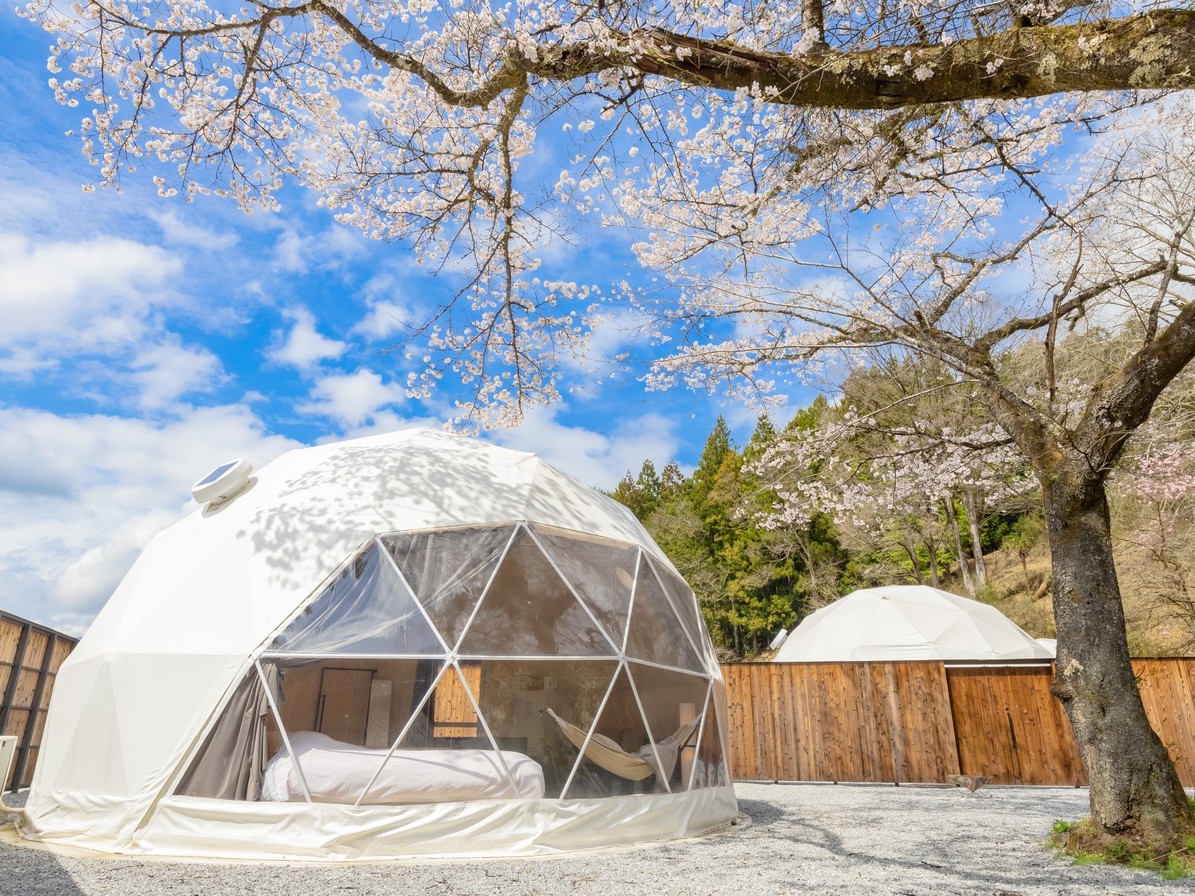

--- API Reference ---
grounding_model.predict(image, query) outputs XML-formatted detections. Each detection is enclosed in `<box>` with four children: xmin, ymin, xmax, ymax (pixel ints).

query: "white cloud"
<box><xmin>0</xmin><ymin>427</ymin><xmax>78</xmax><ymax>498</ymax></box>
<box><xmin>268</xmin><ymin>307</ymin><xmax>346</xmax><ymax>369</ymax></box>
<box><xmin>0</xmin><ymin>228</ymin><xmax>232</xmax><ymax>411</ymax></box>
<box><xmin>566</xmin><ymin>306</ymin><xmax>654</xmax><ymax>387</ymax></box>
<box><xmin>0</xmin><ymin>144</ymin><xmax>133</xmax><ymax>240</ymax></box>
<box><xmin>321</xmin><ymin>224</ymin><xmax>369</xmax><ymax>261</ymax></box>
<box><xmin>0</xmin><ymin>232</ymin><xmax>181</xmax><ymax>347</ymax></box>
<box><xmin>130</xmin><ymin>339</ymin><xmax>226</xmax><ymax>410</ymax></box>
<box><xmin>0</xmin><ymin>406</ymin><xmax>300</xmax><ymax>633</ymax></box>
<box><xmin>51</xmin><ymin>510</ymin><xmax>178</xmax><ymax>611</ymax></box>
<box><xmin>150</xmin><ymin>208</ymin><xmax>239</xmax><ymax>252</ymax></box>
<box><xmin>0</xmin><ymin>346</ymin><xmax>55</xmax><ymax>376</ymax></box>
<box><xmin>270</xmin><ymin>219</ymin><xmax>369</xmax><ymax>275</ymax></box>
<box><xmin>352</xmin><ymin>299</ymin><xmax>411</xmax><ymax>341</ymax></box>
<box><xmin>492</xmin><ymin>405</ymin><xmax>681</xmax><ymax>490</ymax></box>
<box><xmin>297</xmin><ymin>370</ymin><xmax>407</xmax><ymax>426</ymax></box>
<box><xmin>272</xmin><ymin>227</ymin><xmax>310</xmax><ymax>273</ymax></box>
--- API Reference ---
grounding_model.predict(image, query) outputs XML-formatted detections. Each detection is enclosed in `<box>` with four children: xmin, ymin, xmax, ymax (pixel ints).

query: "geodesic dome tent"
<box><xmin>21</xmin><ymin>429</ymin><xmax>735</xmax><ymax>860</ymax></box>
<box><xmin>772</xmin><ymin>585</ymin><xmax>1054</xmax><ymax>663</ymax></box>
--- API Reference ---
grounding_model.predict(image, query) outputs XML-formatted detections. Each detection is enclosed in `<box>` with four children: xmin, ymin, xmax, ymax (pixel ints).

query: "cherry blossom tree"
<box><xmin>1114</xmin><ymin>434</ymin><xmax>1195</xmax><ymax>652</ymax></box>
<box><xmin>680</xmin><ymin>105</ymin><xmax>1195</xmax><ymax>850</ymax></box>
<box><xmin>23</xmin><ymin>0</ymin><xmax>1195</xmax><ymax>848</ymax></box>
<box><xmin>754</xmin><ymin>401</ymin><xmax>1031</xmax><ymax>594</ymax></box>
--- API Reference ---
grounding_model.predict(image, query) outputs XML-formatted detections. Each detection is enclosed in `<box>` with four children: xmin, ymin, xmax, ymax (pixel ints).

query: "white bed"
<box><xmin>261</xmin><ymin>731</ymin><xmax>545</xmax><ymax>804</ymax></box>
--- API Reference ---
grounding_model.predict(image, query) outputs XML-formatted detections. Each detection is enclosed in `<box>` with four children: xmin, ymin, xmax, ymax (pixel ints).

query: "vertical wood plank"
<box><xmin>432</xmin><ymin>663</ymin><xmax>481</xmax><ymax>739</ymax></box>
<box><xmin>1135</xmin><ymin>659</ymin><xmax>1195</xmax><ymax>787</ymax></box>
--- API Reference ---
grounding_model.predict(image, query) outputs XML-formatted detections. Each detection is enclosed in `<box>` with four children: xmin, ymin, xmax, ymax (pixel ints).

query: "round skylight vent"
<box><xmin>191</xmin><ymin>458</ymin><xmax>253</xmax><ymax>506</ymax></box>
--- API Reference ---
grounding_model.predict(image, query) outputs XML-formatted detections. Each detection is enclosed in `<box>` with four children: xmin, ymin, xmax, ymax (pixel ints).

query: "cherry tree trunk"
<box><xmin>925</xmin><ymin>533</ymin><xmax>942</xmax><ymax>589</ymax></box>
<box><xmin>1044</xmin><ymin>473</ymin><xmax>1191</xmax><ymax>846</ymax></box>
<box><xmin>962</xmin><ymin>487</ymin><xmax>988</xmax><ymax>589</ymax></box>
<box><xmin>943</xmin><ymin>498</ymin><xmax>974</xmax><ymax>596</ymax></box>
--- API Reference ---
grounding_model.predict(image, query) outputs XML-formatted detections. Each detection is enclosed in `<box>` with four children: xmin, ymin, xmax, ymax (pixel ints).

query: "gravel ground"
<box><xmin>2</xmin><ymin>783</ymin><xmax>1192</xmax><ymax>895</ymax></box>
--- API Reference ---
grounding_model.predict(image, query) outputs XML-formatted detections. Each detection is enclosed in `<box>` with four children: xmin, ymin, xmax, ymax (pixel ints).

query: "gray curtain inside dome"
<box><xmin>176</xmin><ymin>664</ymin><xmax>279</xmax><ymax>800</ymax></box>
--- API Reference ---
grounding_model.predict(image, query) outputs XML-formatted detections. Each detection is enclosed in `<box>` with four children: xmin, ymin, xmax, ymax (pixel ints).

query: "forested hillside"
<box><xmin>610</xmin><ymin>354</ymin><xmax>1195</xmax><ymax>660</ymax></box>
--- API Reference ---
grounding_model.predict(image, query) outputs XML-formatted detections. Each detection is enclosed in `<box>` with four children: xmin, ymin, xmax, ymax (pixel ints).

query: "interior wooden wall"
<box><xmin>724</xmin><ymin>659</ymin><xmax>1195</xmax><ymax>787</ymax></box>
<box><xmin>273</xmin><ymin>659</ymin><xmax>422</xmax><ymax>749</ymax></box>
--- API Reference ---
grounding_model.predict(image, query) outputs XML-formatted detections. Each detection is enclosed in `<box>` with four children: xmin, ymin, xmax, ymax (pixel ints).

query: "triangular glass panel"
<box><xmin>643</xmin><ymin>554</ymin><xmax>714</xmax><ymax>672</ymax></box>
<box><xmin>624</xmin><ymin>660</ymin><xmax>710</xmax><ymax>792</ymax></box>
<box><xmin>270</xmin><ymin>540</ymin><xmax>444</xmax><ymax>656</ymax></box>
<box><xmin>382</xmin><ymin>524</ymin><xmax>515</xmax><ymax>650</ymax></box>
<box><xmin>529</xmin><ymin>524</ymin><xmax>636</xmax><ymax>652</ymax></box>
<box><xmin>352</xmin><ymin>661</ymin><xmax>543</xmax><ymax>804</ymax></box>
<box><xmin>535</xmin><ymin>664</ymin><xmax>632</xmax><ymax>799</ymax></box>
<box><xmin>383</xmin><ymin>657</ymin><xmax>448</xmax><ymax>749</ymax></box>
<box><xmin>458</xmin><ymin>526</ymin><xmax>618</xmax><ymax>657</ymax></box>
<box><xmin>692</xmin><ymin>686</ymin><xmax>731</xmax><ymax>789</ymax></box>
<box><xmin>625</xmin><ymin>555</ymin><xmax>705</xmax><ymax>672</ymax></box>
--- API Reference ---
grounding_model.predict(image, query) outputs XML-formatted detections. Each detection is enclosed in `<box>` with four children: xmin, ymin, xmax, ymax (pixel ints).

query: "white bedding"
<box><xmin>261</xmin><ymin>731</ymin><xmax>545</xmax><ymax>804</ymax></box>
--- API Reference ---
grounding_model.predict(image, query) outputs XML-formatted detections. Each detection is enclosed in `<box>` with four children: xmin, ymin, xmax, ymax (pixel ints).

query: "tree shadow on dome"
<box><xmin>244</xmin><ymin>434</ymin><xmax>660</xmax><ymax>608</ymax></box>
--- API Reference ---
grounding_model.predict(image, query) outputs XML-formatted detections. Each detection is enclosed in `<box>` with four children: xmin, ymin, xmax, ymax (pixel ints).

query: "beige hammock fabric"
<box><xmin>543</xmin><ymin>708</ymin><xmax>701</xmax><ymax>782</ymax></box>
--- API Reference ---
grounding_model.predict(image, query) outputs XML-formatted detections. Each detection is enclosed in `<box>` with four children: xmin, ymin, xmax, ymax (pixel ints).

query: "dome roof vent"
<box><xmin>191</xmin><ymin>458</ymin><xmax>253</xmax><ymax>506</ymax></box>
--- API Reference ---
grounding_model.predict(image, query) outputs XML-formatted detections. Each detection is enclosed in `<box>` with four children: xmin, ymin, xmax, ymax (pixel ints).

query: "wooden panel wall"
<box><xmin>945</xmin><ymin>665</ymin><xmax>1085</xmax><ymax>785</ymax></box>
<box><xmin>1134</xmin><ymin>659</ymin><xmax>1195</xmax><ymax>785</ymax></box>
<box><xmin>724</xmin><ymin>659</ymin><xmax>1195</xmax><ymax>787</ymax></box>
<box><xmin>434</xmin><ymin>663</ymin><xmax>482</xmax><ymax>738</ymax></box>
<box><xmin>0</xmin><ymin>613</ymin><xmax>78</xmax><ymax>791</ymax></box>
<box><xmin>273</xmin><ymin>658</ymin><xmax>421</xmax><ymax>749</ymax></box>
<box><xmin>724</xmin><ymin>662</ymin><xmax>959</xmax><ymax>783</ymax></box>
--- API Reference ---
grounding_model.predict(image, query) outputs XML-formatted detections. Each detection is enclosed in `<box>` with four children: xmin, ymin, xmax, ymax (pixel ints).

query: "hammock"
<box><xmin>542</xmin><ymin>707</ymin><xmax>701</xmax><ymax>783</ymax></box>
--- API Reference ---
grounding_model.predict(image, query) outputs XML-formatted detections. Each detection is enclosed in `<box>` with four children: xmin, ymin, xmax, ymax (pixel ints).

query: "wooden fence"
<box><xmin>723</xmin><ymin>659</ymin><xmax>1195</xmax><ymax>787</ymax></box>
<box><xmin>0</xmin><ymin>612</ymin><xmax>77</xmax><ymax>791</ymax></box>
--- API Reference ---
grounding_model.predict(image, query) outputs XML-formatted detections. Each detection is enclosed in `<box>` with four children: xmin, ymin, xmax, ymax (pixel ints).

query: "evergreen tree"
<box><xmin>606</xmin><ymin>472</ymin><xmax>641</xmax><ymax>517</ymax></box>
<box><xmin>689</xmin><ymin>416</ymin><xmax>733</xmax><ymax>503</ymax></box>
<box><xmin>633</xmin><ymin>460</ymin><xmax>661</xmax><ymax>520</ymax></box>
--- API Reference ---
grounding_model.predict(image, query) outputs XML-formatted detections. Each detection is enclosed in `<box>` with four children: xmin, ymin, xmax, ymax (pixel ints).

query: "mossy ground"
<box><xmin>1049</xmin><ymin>814</ymin><xmax>1195</xmax><ymax>880</ymax></box>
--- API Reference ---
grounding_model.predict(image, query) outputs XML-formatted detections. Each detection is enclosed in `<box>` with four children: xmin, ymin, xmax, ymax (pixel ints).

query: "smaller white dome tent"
<box><xmin>20</xmin><ymin>429</ymin><xmax>735</xmax><ymax>860</ymax></box>
<box><xmin>1036</xmin><ymin>638</ymin><xmax>1058</xmax><ymax>656</ymax></box>
<box><xmin>772</xmin><ymin>585</ymin><xmax>1054</xmax><ymax>663</ymax></box>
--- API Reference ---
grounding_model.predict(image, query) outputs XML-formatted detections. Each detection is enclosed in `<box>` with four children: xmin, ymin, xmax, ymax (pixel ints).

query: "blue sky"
<box><xmin>0</xmin><ymin>10</ymin><xmax>795</xmax><ymax>635</ymax></box>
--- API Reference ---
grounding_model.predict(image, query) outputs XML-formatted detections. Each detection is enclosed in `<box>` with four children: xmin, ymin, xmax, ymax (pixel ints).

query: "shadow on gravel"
<box><xmin>1</xmin><ymin>827</ymin><xmax>87</xmax><ymax>896</ymax></box>
<box><xmin>775</xmin><ymin>814</ymin><xmax>1067</xmax><ymax>894</ymax></box>
<box><xmin>730</xmin><ymin>788</ymin><xmax>1105</xmax><ymax>894</ymax></box>
<box><xmin>735</xmin><ymin>797</ymin><xmax>787</xmax><ymax>827</ymax></box>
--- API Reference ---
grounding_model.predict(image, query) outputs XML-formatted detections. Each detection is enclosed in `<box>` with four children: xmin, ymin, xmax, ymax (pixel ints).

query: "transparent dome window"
<box><xmin>176</xmin><ymin>522</ymin><xmax>729</xmax><ymax>805</ymax></box>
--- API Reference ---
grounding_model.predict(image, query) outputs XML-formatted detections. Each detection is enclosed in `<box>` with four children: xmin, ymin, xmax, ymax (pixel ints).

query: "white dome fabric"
<box><xmin>772</xmin><ymin>585</ymin><xmax>1054</xmax><ymax>663</ymax></box>
<box><xmin>20</xmin><ymin>429</ymin><xmax>736</xmax><ymax>860</ymax></box>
